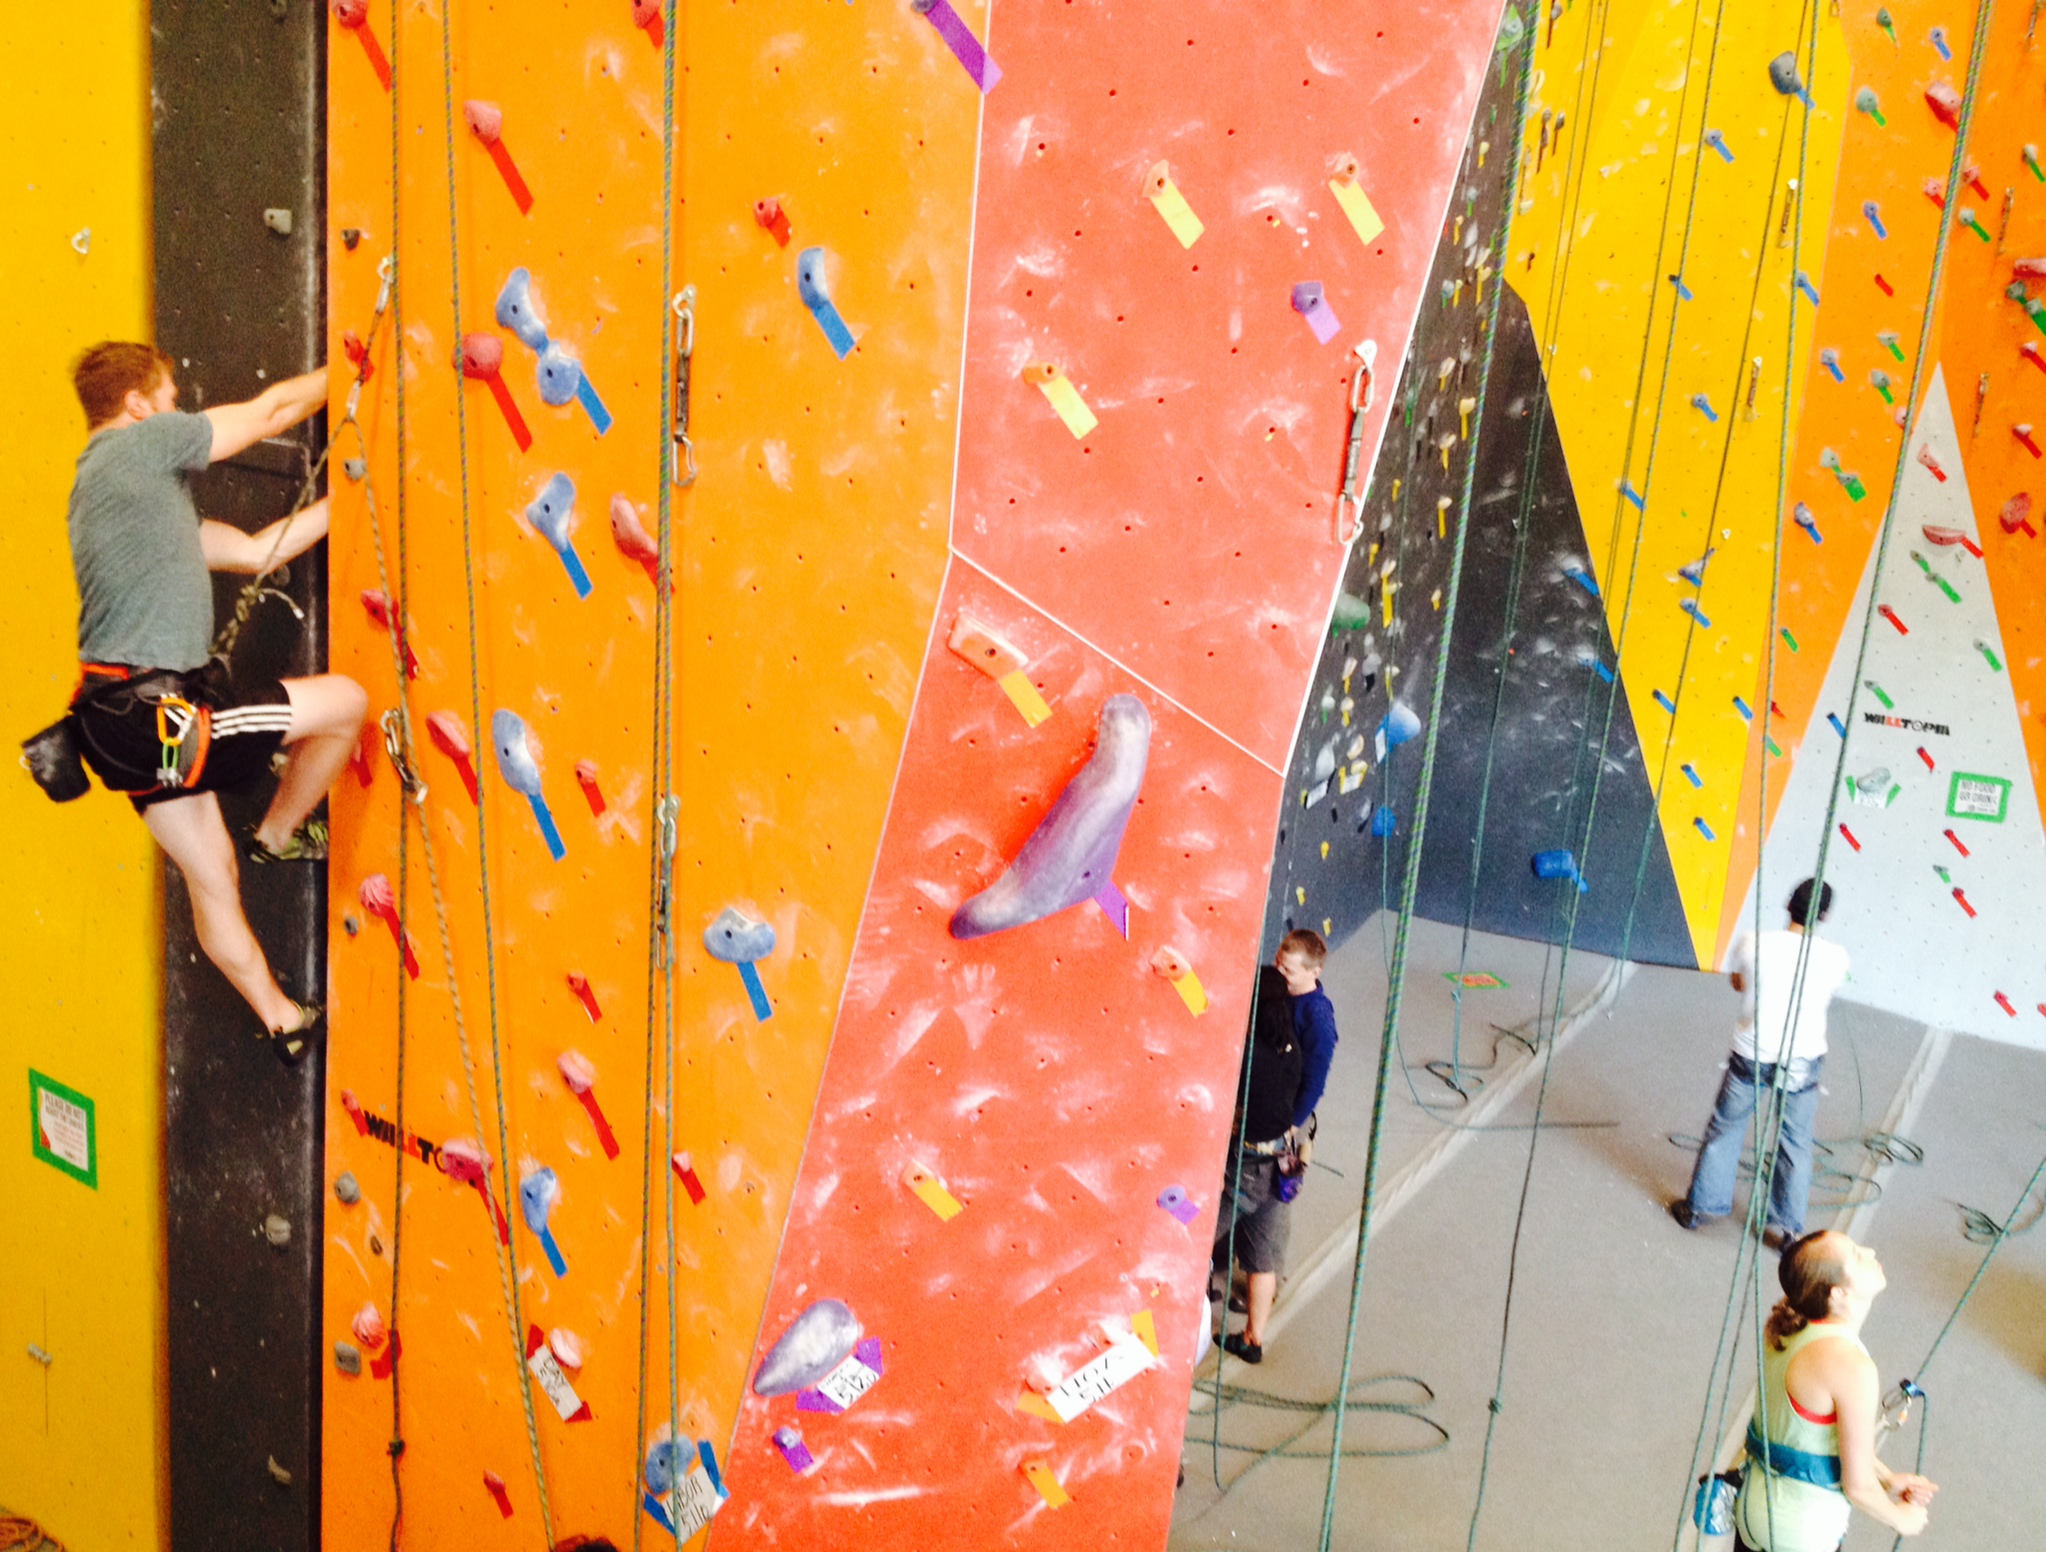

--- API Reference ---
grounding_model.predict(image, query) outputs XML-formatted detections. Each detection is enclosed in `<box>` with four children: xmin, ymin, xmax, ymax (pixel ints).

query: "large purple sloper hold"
<box><xmin>916</xmin><ymin>0</ymin><xmax>1002</xmax><ymax>92</ymax></box>
<box><xmin>950</xmin><ymin>694</ymin><xmax>1152</xmax><ymax>941</ymax></box>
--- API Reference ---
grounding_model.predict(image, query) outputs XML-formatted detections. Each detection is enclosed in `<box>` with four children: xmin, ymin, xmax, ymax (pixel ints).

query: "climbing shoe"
<box><xmin>269</xmin><ymin>1002</ymin><xmax>323</xmax><ymax>1067</ymax></box>
<box><xmin>247</xmin><ymin>817</ymin><xmax>328</xmax><ymax>864</ymax></box>
<box><xmin>1222</xmin><ymin>1332</ymin><xmax>1263</xmax><ymax>1365</ymax></box>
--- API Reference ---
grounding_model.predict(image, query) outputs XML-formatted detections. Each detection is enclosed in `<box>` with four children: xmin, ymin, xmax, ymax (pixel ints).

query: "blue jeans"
<box><xmin>1683</xmin><ymin>1053</ymin><xmax>1823</xmax><ymax>1236</ymax></box>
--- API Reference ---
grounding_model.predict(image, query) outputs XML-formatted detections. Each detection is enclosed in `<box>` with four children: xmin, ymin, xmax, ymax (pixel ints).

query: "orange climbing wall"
<box><xmin>324</xmin><ymin>0</ymin><xmax>977</xmax><ymax>1545</ymax></box>
<box><xmin>720</xmin><ymin>2</ymin><xmax>1507</xmax><ymax>1542</ymax></box>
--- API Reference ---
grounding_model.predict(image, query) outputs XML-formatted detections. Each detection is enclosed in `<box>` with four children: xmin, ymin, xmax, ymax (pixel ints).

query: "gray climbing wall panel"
<box><xmin>153</xmin><ymin>2</ymin><xmax>328</xmax><ymax>1548</ymax></box>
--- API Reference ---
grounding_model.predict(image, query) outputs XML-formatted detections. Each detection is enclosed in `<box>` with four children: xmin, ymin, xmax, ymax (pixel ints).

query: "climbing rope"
<box><xmin>414</xmin><ymin>0</ymin><xmax>560</xmax><ymax>1540</ymax></box>
<box><xmin>1311</xmin><ymin>11</ymin><xmax>1542</xmax><ymax>1548</ymax></box>
<box><xmin>385</xmin><ymin>9</ymin><xmax>410</xmax><ymax>1546</ymax></box>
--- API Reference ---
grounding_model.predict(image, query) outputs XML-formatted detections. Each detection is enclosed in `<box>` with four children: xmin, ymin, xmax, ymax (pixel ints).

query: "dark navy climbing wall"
<box><xmin>154</xmin><ymin>2</ymin><xmax>327</xmax><ymax>1549</ymax></box>
<box><xmin>1265</xmin><ymin>31</ymin><xmax>1693</xmax><ymax>971</ymax></box>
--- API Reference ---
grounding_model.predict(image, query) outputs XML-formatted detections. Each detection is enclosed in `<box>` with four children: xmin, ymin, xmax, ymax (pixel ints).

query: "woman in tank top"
<box><xmin>1735</xmin><ymin>1231</ymin><xmax>1937</xmax><ymax>1551</ymax></box>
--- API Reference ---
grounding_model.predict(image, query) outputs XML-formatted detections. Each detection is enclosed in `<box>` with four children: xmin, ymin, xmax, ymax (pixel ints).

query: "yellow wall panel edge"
<box><xmin>0</xmin><ymin>7</ymin><xmax>167</xmax><ymax>1550</ymax></box>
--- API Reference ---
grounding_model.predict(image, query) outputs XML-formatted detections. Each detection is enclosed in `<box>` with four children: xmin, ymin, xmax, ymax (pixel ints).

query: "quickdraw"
<box><xmin>1335</xmin><ymin>340</ymin><xmax>1378</xmax><ymax>546</ymax></box>
<box><xmin>380</xmin><ymin>707</ymin><xmax>428</xmax><ymax>804</ymax></box>
<box><xmin>671</xmin><ymin>286</ymin><xmax>697</xmax><ymax>489</ymax></box>
<box><xmin>154</xmin><ymin>695</ymin><xmax>203</xmax><ymax>789</ymax></box>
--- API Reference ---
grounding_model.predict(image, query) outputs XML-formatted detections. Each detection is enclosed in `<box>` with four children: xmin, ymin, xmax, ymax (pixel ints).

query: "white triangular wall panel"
<box><xmin>1734</xmin><ymin>366</ymin><xmax>2046</xmax><ymax>1047</ymax></box>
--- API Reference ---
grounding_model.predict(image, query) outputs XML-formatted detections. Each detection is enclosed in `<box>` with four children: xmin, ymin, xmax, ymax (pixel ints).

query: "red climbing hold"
<box><xmin>359</xmin><ymin>590</ymin><xmax>420</xmax><ymax>678</ymax></box>
<box><xmin>1839</xmin><ymin>823</ymin><xmax>1861</xmax><ymax>852</ymax></box>
<box><xmin>460</xmin><ymin>333</ymin><xmax>533</xmax><ymax>452</ymax></box>
<box><xmin>464</xmin><ymin>102</ymin><xmax>534</xmax><ymax>214</ymax></box>
<box><xmin>1945</xmin><ymin>827</ymin><xmax>1970</xmax><ymax>857</ymax></box>
<box><xmin>358</xmin><ymin>875</ymin><xmax>421</xmax><ymax>979</ymax></box>
<box><xmin>426</xmin><ymin>711</ymin><xmax>481</xmax><ymax>804</ymax></box>
<box><xmin>1953</xmin><ymin>886</ymin><xmax>1977</xmax><ymax>918</ymax></box>
<box><xmin>566</xmin><ymin>972</ymin><xmax>602</xmax><ymax>1023</ymax></box>
<box><xmin>754</xmin><ymin>197</ymin><xmax>793</xmax><ymax>247</ymax></box>
<box><xmin>1878</xmin><ymin>604</ymin><xmax>1908</xmax><ymax>635</ymax></box>
<box><xmin>483</xmin><ymin>1471</ymin><xmax>515</xmax><ymax>1518</ymax></box>
<box><xmin>575</xmin><ymin>759</ymin><xmax>606</xmax><ymax>816</ymax></box>
<box><xmin>632</xmin><ymin>0</ymin><xmax>664</xmax><ymax>49</ymax></box>
<box><xmin>332</xmin><ymin>0</ymin><xmax>392</xmax><ymax>91</ymax></box>
<box><xmin>1994</xmin><ymin>990</ymin><xmax>2017</xmax><ymax>1017</ymax></box>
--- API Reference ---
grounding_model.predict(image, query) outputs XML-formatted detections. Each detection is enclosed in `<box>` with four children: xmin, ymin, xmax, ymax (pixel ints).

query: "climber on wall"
<box><xmin>62</xmin><ymin>341</ymin><xmax>366</xmax><ymax>1063</ymax></box>
<box><xmin>1211</xmin><ymin>928</ymin><xmax>1340</xmax><ymax>1364</ymax></box>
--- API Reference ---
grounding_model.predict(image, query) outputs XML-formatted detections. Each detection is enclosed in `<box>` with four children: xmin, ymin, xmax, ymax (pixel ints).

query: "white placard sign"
<box><xmin>1045</xmin><ymin>1333</ymin><xmax>1157</xmax><ymax>1423</ymax></box>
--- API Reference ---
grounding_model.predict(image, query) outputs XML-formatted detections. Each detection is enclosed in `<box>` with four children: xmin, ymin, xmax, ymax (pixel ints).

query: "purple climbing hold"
<box><xmin>950</xmin><ymin>695</ymin><xmax>1152</xmax><ymax>941</ymax></box>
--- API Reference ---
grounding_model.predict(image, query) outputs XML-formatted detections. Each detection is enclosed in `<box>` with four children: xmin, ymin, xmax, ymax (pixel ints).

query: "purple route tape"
<box><xmin>915</xmin><ymin>0</ymin><xmax>1001</xmax><ymax>92</ymax></box>
<box><xmin>773</xmin><ymin>1426</ymin><xmax>817</xmax><ymax>1474</ymax></box>
<box><xmin>1093</xmin><ymin>881</ymin><xmax>1130</xmax><ymax>938</ymax></box>
<box><xmin>1158</xmin><ymin>1185</ymin><xmax>1201</xmax><ymax>1225</ymax></box>
<box><xmin>1291</xmin><ymin>281</ymin><xmax>1342</xmax><ymax>344</ymax></box>
<box><xmin>797</xmin><ymin>1336</ymin><xmax>885</xmax><ymax>1414</ymax></box>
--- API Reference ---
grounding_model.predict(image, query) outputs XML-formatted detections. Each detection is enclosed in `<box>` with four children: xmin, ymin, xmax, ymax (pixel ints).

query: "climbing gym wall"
<box><xmin>325</xmin><ymin>0</ymin><xmax>1510</xmax><ymax>1546</ymax></box>
<box><xmin>1274</xmin><ymin>0</ymin><xmax>2046</xmax><ymax>1049</ymax></box>
<box><xmin>0</xmin><ymin>9</ymin><xmax>168</xmax><ymax>1549</ymax></box>
<box><xmin>725</xmin><ymin>2</ymin><xmax>1507</xmax><ymax>1543</ymax></box>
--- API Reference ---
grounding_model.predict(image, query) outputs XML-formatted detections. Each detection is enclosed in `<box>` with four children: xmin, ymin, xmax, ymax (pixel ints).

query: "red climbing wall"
<box><xmin>720</xmin><ymin>2</ymin><xmax>1508</xmax><ymax>1539</ymax></box>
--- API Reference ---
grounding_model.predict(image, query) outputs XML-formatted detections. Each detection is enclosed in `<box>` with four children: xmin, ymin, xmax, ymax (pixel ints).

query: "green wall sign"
<box><xmin>30</xmin><ymin>1069</ymin><xmax>97</xmax><ymax>1189</ymax></box>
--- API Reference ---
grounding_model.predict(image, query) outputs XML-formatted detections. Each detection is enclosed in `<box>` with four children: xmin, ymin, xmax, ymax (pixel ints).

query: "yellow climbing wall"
<box><xmin>323</xmin><ymin>1</ymin><xmax>978</xmax><ymax>1543</ymax></box>
<box><xmin>1515</xmin><ymin>2</ymin><xmax>1873</xmax><ymax>967</ymax></box>
<box><xmin>0</xmin><ymin>8</ymin><xmax>167</xmax><ymax>1549</ymax></box>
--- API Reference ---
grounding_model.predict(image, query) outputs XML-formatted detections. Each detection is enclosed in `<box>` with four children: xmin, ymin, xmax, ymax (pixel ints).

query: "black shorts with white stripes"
<box><xmin>71</xmin><ymin>661</ymin><xmax>294</xmax><ymax>812</ymax></box>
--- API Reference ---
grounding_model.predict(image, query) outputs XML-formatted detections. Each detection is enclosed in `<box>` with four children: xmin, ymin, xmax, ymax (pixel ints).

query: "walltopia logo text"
<box><xmin>1863</xmin><ymin>711</ymin><xmax>1950</xmax><ymax>736</ymax></box>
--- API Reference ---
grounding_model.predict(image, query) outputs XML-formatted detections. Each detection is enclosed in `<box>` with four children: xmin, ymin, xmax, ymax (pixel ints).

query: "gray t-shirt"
<box><xmin>68</xmin><ymin>411</ymin><xmax>217</xmax><ymax>671</ymax></box>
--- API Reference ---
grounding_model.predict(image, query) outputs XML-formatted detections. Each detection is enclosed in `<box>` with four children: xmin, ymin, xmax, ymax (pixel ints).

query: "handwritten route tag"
<box><xmin>1045</xmin><ymin>1332</ymin><xmax>1156</xmax><ymax>1423</ymax></box>
<box><xmin>526</xmin><ymin>1325</ymin><xmax>592</xmax><ymax>1422</ymax></box>
<box><xmin>797</xmin><ymin>1337</ymin><xmax>884</xmax><ymax>1413</ymax></box>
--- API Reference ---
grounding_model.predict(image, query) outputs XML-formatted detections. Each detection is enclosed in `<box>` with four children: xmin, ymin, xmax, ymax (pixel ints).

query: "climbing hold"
<box><xmin>2001</xmin><ymin>492</ymin><xmax>2035</xmax><ymax>535</ymax></box>
<box><xmin>947</xmin><ymin>612</ymin><xmax>1052</xmax><ymax>726</ymax></box>
<box><xmin>491</xmin><ymin>711</ymin><xmax>567</xmax><ymax>860</ymax></box>
<box><xmin>266</xmin><ymin>1456</ymin><xmax>293</xmax><ymax>1487</ymax></box>
<box><xmin>1530</xmin><ymin>849</ymin><xmax>1588</xmax><ymax>892</ymax></box>
<box><xmin>1819</xmin><ymin>348</ymin><xmax>1844</xmax><ymax>383</ymax></box>
<box><xmin>1620</xmin><ymin>480</ymin><xmax>1647</xmax><ymax>511</ymax></box>
<box><xmin>2018</xmin><ymin>424</ymin><xmax>2043</xmax><ymax>459</ymax></box>
<box><xmin>796</xmin><ymin>1336</ymin><xmax>883</xmax><ymax>1413</ymax></box>
<box><xmin>1877</xmin><ymin>603</ymin><xmax>1908</xmax><ymax>635</ymax></box>
<box><xmin>795</xmin><ymin>247</ymin><xmax>856</xmax><ymax>359</ymax></box>
<box><xmin>1854</xmin><ymin>86</ymin><xmax>1887</xmax><ymax>127</ymax></box>
<box><xmin>459</xmin><ymin>333</ymin><xmax>533</xmax><ymax>451</ymax></box>
<box><xmin>1145</xmin><ymin>161</ymin><xmax>1204</xmax><ymax>248</ymax></box>
<box><xmin>520</xmin><ymin>1167</ymin><xmax>570</xmax><ymax>1277</ymax></box>
<box><xmin>1876</xmin><ymin>7</ymin><xmax>1897</xmax><ymax>43</ymax></box>
<box><xmin>424</xmin><ymin>711</ymin><xmax>480</xmax><ymax>804</ymax></box>
<box><xmin>912</xmin><ymin>0</ymin><xmax>1002</xmax><ymax>91</ymax></box>
<box><xmin>1291</xmin><ymin>281</ymin><xmax>1343</xmax><ymax>345</ymax></box>
<box><xmin>1953</xmin><ymin>887</ymin><xmax>1977</xmax><ymax>918</ymax></box>
<box><xmin>1945</xmin><ymin>828</ymin><xmax>1971</xmax><ymax>858</ymax></box>
<box><xmin>358</xmin><ymin>590</ymin><xmax>420</xmax><ymax>678</ymax></box>
<box><xmin>565</xmin><ymin>974</ymin><xmax>602</xmax><ymax>1023</ymax></box>
<box><xmin>1879</xmin><ymin>331</ymin><xmax>1905</xmax><ymax>362</ymax></box>
<box><xmin>1378</xmin><ymin>700</ymin><xmax>1422</xmax><ymax>753</ymax></box>
<box><xmin>950</xmin><ymin>695</ymin><xmax>1151</xmax><ymax>942</ymax></box>
<box><xmin>1916</xmin><ymin>446</ymin><xmax>1948</xmax><ymax>483</ymax></box>
<box><xmin>1681</xmin><ymin>599</ymin><xmax>1712</xmax><ymax>629</ymax></box>
<box><xmin>352</xmin><ymin>1302</ymin><xmax>386</xmax><ymax>1349</ymax></box>
<box><xmin>1863</xmin><ymin>201</ymin><xmax>1888</xmax><ymax>239</ymax></box>
<box><xmin>753</xmin><ymin>196</ymin><xmax>791</xmax><ymax>246</ymax></box>
<box><xmin>1959</xmin><ymin>208</ymin><xmax>1992</xmax><ymax>243</ymax></box>
<box><xmin>1976</xmin><ymin>638</ymin><xmax>2004</xmax><ymax>671</ymax></box>
<box><xmin>1150</xmin><ymin>944</ymin><xmax>1209</xmax><ymax>1016</ymax></box>
<box><xmin>558</xmin><ymin>1048</ymin><xmax>620</xmax><ymax>1159</ymax></box>
<box><xmin>703</xmin><ymin>906</ymin><xmax>776</xmax><ymax>1021</ymax></box>
<box><xmin>631</xmin><ymin>0</ymin><xmax>664</xmax><ymax>47</ymax></box>
<box><xmin>548</xmin><ymin>1329</ymin><xmax>584</xmax><ymax>1370</ymax></box>
<box><xmin>357</xmin><ymin>875</ymin><xmax>420</xmax><ymax>978</ymax></box>
<box><xmin>1654</xmin><ymin>689</ymin><xmax>1678</xmax><ymax>714</ymax></box>
<box><xmin>334</xmin><ymin>1171</ymin><xmax>361</xmax><ymax>1205</ymax></box>
<box><xmin>902</xmin><ymin>1160</ymin><xmax>965</xmax><ymax>1221</ymax></box>
<box><xmin>670</xmin><ymin>1151</ymin><xmax>707</xmax><ymax>1204</ymax></box>
<box><xmin>1693</xmin><ymin>817</ymin><xmax>1717</xmax><ymax>842</ymax></box>
<box><xmin>264</xmin><ymin>1213</ymin><xmax>292</xmax><ymax>1248</ymax></box>
<box><xmin>440</xmin><ymin>1138</ymin><xmax>511</xmax><ymax>1244</ymax></box>
<box><xmin>483</xmin><ymin>1470</ymin><xmax>515</xmax><ymax>1517</ymax></box>
<box><xmin>1767</xmin><ymin>53</ymin><xmax>1813</xmax><ymax>109</ymax></box>
<box><xmin>494</xmin><ymin>268</ymin><xmax>612</xmax><ymax>432</ymax></box>
<box><xmin>2024</xmin><ymin>341</ymin><xmax>2046</xmax><ymax>377</ymax></box>
<box><xmin>1924</xmin><ymin>81</ymin><xmax>1961</xmax><ymax>130</ymax></box>
<box><xmin>1021</xmin><ymin>361</ymin><xmax>1097</xmax><ymax>438</ymax></box>
<box><xmin>1701</xmin><ymin>128</ymin><xmax>1733</xmax><ymax>163</ymax></box>
<box><xmin>1327</xmin><ymin>153</ymin><xmax>1386</xmax><ymax>247</ymax></box>
<box><xmin>1678</xmin><ymin>548</ymin><xmax>1715</xmax><ymax>584</ymax></box>
<box><xmin>523</xmin><ymin>472</ymin><xmax>594</xmax><ymax>597</ymax></box>
<box><xmin>607</xmin><ymin>494</ymin><xmax>670</xmax><ymax>589</ymax></box>
<box><xmin>1840</xmin><ymin>823</ymin><xmax>1861</xmax><ymax>852</ymax></box>
<box><xmin>1681</xmin><ymin>763</ymin><xmax>1703</xmax><ymax>788</ymax></box>
<box><xmin>1795</xmin><ymin>271</ymin><xmax>1821</xmax><ymax>306</ymax></box>
<box><xmin>574</xmin><ymin>760</ymin><xmax>605</xmax><ymax>816</ymax></box>
<box><xmin>1872</xmin><ymin>370</ymin><xmax>1894</xmax><ymax>404</ymax></box>
<box><xmin>1370</xmin><ymin>805</ymin><xmax>1398</xmax><ymax>837</ymax></box>
<box><xmin>1875</xmin><ymin>272</ymin><xmax>1895</xmax><ymax>296</ymax></box>
<box><xmin>1929</xmin><ymin>24</ymin><xmax>1952</xmax><ymax>60</ymax></box>
<box><xmin>334</xmin><ymin>1341</ymin><xmax>362</xmax><ymax>1376</ymax></box>
<box><xmin>773</xmin><ymin>1426</ymin><xmax>818</xmax><ymax>1475</ymax></box>
<box><xmin>464</xmin><ymin>102</ymin><xmax>533</xmax><ymax>214</ymax></box>
<box><xmin>1157</xmin><ymin>1184</ymin><xmax>1202</xmax><ymax>1226</ymax></box>
<box><xmin>754</xmin><ymin>1299</ymin><xmax>862</xmax><ymax>1397</ymax></box>
<box><xmin>1691</xmin><ymin>393</ymin><xmax>1719</xmax><ymax>422</ymax></box>
<box><xmin>643</xmin><ymin>1437</ymin><xmax>728</xmax><ymax>1537</ymax></box>
<box><xmin>70</xmin><ymin>226</ymin><xmax>91</xmax><ymax>256</ymax></box>
<box><xmin>2027</xmin><ymin>146</ymin><xmax>2046</xmax><ymax>184</ymax></box>
<box><xmin>1925</xmin><ymin>178</ymin><xmax>1949</xmax><ymax>211</ymax></box>
<box><xmin>1669</xmin><ymin>273</ymin><xmax>1694</xmax><ymax>302</ymax></box>
<box><xmin>331</xmin><ymin>0</ymin><xmax>392</xmax><ymax>91</ymax></box>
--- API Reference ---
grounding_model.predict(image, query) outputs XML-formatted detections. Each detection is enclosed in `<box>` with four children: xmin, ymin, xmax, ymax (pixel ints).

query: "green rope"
<box><xmin>1311</xmin><ymin>12</ymin><xmax>1540</xmax><ymax>1547</ymax></box>
<box><xmin>433</xmin><ymin>2</ymin><xmax>556</xmax><ymax>1540</ymax></box>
